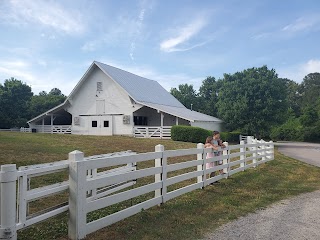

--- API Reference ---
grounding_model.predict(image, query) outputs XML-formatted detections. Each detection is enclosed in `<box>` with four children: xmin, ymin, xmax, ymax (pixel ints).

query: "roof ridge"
<box><xmin>94</xmin><ymin>61</ymin><xmax>158</xmax><ymax>83</ymax></box>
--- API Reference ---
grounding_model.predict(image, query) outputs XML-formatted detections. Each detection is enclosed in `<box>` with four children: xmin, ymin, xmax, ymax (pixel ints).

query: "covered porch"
<box><xmin>28</xmin><ymin>107</ymin><xmax>72</xmax><ymax>134</ymax></box>
<box><xmin>132</xmin><ymin>106</ymin><xmax>189</xmax><ymax>139</ymax></box>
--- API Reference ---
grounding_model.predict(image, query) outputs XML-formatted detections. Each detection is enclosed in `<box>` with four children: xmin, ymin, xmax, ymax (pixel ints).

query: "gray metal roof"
<box><xmin>95</xmin><ymin>61</ymin><xmax>185</xmax><ymax>108</ymax></box>
<box><xmin>143</xmin><ymin>102</ymin><xmax>222</xmax><ymax>122</ymax></box>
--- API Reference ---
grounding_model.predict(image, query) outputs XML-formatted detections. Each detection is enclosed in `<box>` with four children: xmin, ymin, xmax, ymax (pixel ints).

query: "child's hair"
<box><xmin>213</xmin><ymin>130</ymin><xmax>220</xmax><ymax>136</ymax></box>
<box><xmin>205</xmin><ymin>136</ymin><xmax>213</xmax><ymax>144</ymax></box>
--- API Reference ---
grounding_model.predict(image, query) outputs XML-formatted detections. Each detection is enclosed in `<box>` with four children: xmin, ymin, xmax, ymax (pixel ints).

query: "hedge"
<box><xmin>171</xmin><ymin>125</ymin><xmax>241</xmax><ymax>143</ymax></box>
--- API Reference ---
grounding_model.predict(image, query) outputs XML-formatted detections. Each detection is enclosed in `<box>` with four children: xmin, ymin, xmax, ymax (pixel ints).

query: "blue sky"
<box><xmin>0</xmin><ymin>0</ymin><xmax>320</xmax><ymax>95</ymax></box>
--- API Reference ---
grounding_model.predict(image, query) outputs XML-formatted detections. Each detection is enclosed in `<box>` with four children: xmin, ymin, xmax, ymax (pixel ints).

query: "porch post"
<box><xmin>42</xmin><ymin>118</ymin><xmax>44</xmax><ymax>133</ymax></box>
<box><xmin>51</xmin><ymin>114</ymin><xmax>53</xmax><ymax>134</ymax></box>
<box><xmin>175</xmin><ymin>117</ymin><xmax>178</xmax><ymax>125</ymax></box>
<box><xmin>160</xmin><ymin>112</ymin><xmax>164</xmax><ymax>139</ymax></box>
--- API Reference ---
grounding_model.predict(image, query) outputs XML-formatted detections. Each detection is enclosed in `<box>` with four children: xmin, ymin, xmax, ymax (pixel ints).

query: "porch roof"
<box><xmin>27</xmin><ymin>102</ymin><xmax>67</xmax><ymax>123</ymax></box>
<box><xmin>142</xmin><ymin>102</ymin><xmax>222</xmax><ymax>122</ymax></box>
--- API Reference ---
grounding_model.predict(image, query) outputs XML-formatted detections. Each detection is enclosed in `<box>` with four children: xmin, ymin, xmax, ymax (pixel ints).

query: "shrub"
<box><xmin>171</xmin><ymin>125</ymin><xmax>211</xmax><ymax>143</ymax></box>
<box><xmin>270</xmin><ymin>118</ymin><xmax>303</xmax><ymax>141</ymax></box>
<box><xmin>302</xmin><ymin>124</ymin><xmax>320</xmax><ymax>142</ymax></box>
<box><xmin>171</xmin><ymin>126</ymin><xmax>242</xmax><ymax>144</ymax></box>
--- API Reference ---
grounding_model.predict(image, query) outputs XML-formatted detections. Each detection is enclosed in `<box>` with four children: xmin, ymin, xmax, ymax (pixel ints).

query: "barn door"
<box><xmin>89</xmin><ymin>116</ymin><xmax>112</xmax><ymax>135</ymax></box>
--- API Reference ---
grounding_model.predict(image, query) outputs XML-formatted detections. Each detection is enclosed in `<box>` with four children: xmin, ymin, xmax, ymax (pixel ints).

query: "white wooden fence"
<box><xmin>0</xmin><ymin>140</ymin><xmax>273</xmax><ymax>240</ymax></box>
<box><xmin>19</xmin><ymin>125</ymin><xmax>72</xmax><ymax>134</ymax></box>
<box><xmin>133</xmin><ymin>126</ymin><xmax>171</xmax><ymax>139</ymax></box>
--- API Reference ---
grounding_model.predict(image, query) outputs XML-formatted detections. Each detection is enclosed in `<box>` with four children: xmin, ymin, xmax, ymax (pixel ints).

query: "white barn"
<box><xmin>27</xmin><ymin>61</ymin><xmax>222</xmax><ymax>138</ymax></box>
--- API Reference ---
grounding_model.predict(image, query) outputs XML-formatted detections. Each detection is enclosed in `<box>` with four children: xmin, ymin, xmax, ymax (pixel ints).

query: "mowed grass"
<box><xmin>1</xmin><ymin>132</ymin><xmax>320</xmax><ymax>240</ymax></box>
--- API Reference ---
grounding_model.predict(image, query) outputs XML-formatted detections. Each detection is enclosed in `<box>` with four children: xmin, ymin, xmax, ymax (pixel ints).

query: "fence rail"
<box><xmin>133</xmin><ymin>126</ymin><xmax>171</xmax><ymax>139</ymax></box>
<box><xmin>0</xmin><ymin>139</ymin><xmax>273</xmax><ymax>240</ymax></box>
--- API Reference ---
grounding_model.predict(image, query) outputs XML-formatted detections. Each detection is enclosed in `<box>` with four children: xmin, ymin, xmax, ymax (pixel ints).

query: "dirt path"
<box><xmin>203</xmin><ymin>142</ymin><xmax>320</xmax><ymax>240</ymax></box>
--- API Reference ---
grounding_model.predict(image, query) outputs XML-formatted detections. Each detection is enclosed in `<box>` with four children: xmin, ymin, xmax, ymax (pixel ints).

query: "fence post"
<box><xmin>252</xmin><ymin>139</ymin><xmax>257</xmax><ymax>167</ymax></box>
<box><xmin>261</xmin><ymin>140</ymin><xmax>266</xmax><ymax>163</ymax></box>
<box><xmin>270</xmin><ymin>141</ymin><xmax>274</xmax><ymax>160</ymax></box>
<box><xmin>197</xmin><ymin>143</ymin><xmax>205</xmax><ymax>188</ymax></box>
<box><xmin>155</xmin><ymin>145</ymin><xmax>165</xmax><ymax>204</ymax></box>
<box><xmin>68</xmin><ymin>150</ymin><xmax>87</xmax><ymax>240</ymax></box>
<box><xmin>222</xmin><ymin>142</ymin><xmax>229</xmax><ymax>178</ymax></box>
<box><xmin>0</xmin><ymin>164</ymin><xmax>17</xmax><ymax>240</ymax></box>
<box><xmin>240</xmin><ymin>140</ymin><xmax>245</xmax><ymax>170</ymax></box>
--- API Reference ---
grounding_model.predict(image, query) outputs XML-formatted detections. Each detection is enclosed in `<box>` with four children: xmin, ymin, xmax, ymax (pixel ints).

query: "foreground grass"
<box><xmin>1</xmin><ymin>132</ymin><xmax>320</xmax><ymax>240</ymax></box>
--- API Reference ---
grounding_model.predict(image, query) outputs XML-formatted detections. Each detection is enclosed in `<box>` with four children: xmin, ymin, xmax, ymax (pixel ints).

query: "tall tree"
<box><xmin>0</xmin><ymin>78</ymin><xmax>33</xmax><ymax>128</ymax></box>
<box><xmin>170</xmin><ymin>84</ymin><xmax>200</xmax><ymax>111</ymax></box>
<box><xmin>216</xmin><ymin>66</ymin><xmax>288</xmax><ymax>137</ymax></box>
<box><xmin>198</xmin><ymin>76</ymin><xmax>222</xmax><ymax>117</ymax></box>
<box><xmin>299</xmin><ymin>72</ymin><xmax>320</xmax><ymax>109</ymax></box>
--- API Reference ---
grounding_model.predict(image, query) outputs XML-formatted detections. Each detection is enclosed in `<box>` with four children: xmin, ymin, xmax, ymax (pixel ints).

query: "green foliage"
<box><xmin>198</xmin><ymin>76</ymin><xmax>221</xmax><ymax>116</ymax></box>
<box><xmin>220</xmin><ymin>131</ymin><xmax>241</xmax><ymax>143</ymax></box>
<box><xmin>171</xmin><ymin>125</ymin><xmax>211</xmax><ymax>143</ymax></box>
<box><xmin>302</xmin><ymin>124</ymin><xmax>320</xmax><ymax>142</ymax></box>
<box><xmin>299</xmin><ymin>73</ymin><xmax>320</xmax><ymax>109</ymax></box>
<box><xmin>0</xmin><ymin>77</ymin><xmax>66</xmax><ymax>128</ymax></box>
<box><xmin>170</xmin><ymin>84</ymin><xmax>201</xmax><ymax>111</ymax></box>
<box><xmin>216</xmin><ymin>66</ymin><xmax>288</xmax><ymax>136</ymax></box>
<box><xmin>270</xmin><ymin>118</ymin><xmax>303</xmax><ymax>141</ymax></box>
<box><xmin>29</xmin><ymin>90</ymin><xmax>66</xmax><ymax>119</ymax></box>
<box><xmin>0</xmin><ymin>78</ymin><xmax>33</xmax><ymax>128</ymax></box>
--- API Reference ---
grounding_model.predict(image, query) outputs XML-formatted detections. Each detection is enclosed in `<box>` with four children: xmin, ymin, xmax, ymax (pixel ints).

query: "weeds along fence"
<box><xmin>0</xmin><ymin>139</ymin><xmax>274</xmax><ymax>240</ymax></box>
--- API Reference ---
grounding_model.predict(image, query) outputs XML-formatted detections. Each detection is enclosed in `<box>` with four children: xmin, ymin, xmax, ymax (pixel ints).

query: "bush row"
<box><xmin>171</xmin><ymin>125</ymin><xmax>241</xmax><ymax>143</ymax></box>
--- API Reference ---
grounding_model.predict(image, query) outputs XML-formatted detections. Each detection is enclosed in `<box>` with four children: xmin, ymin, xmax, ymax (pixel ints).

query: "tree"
<box><xmin>299</xmin><ymin>72</ymin><xmax>320</xmax><ymax>109</ymax></box>
<box><xmin>216</xmin><ymin>66</ymin><xmax>288</xmax><ymax>137</ymax></box>
<box><xmin>29</xmin><ymin>88</ymin><xmax>66</xmax><ymax>119</ymax></box>
<box><xmin>170</xmin><ymin>84</ymin><xmax>200</xmax><ymax>111</ymax></box>
<box><xmin>0</xmin><ymin>78</ymin><xmax>33</xmax><ymax>128</ymax></box>
<box><xmin>198</xmin><ymin>76</ymin><xmax>222</xmax><ymax>117</ymax></box>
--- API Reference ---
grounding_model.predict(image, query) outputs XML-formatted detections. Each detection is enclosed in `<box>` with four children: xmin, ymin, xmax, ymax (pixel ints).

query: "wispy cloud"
<box><xmin>282</xmin><ymin>17</ymin><xmax>319</xmax><ymax>33</ymax></box>
<box><xmin>278</xmin><ymin>59</ymin><xmax>320</xmax><ymax>82</ymax></box>
<box><xmin>160</xmin><ymin>17</ymin><xmax>208</xmax><ymax>52</ymax></box>
<box><xmin>1</xmin><ymin>0</ymin><xmax>85</xmax><ymax>35</ymax></box>
<box><xmin>252</xmin><ymin>15</ymin><xmax>320</xmax><ymax>40</ymax></box>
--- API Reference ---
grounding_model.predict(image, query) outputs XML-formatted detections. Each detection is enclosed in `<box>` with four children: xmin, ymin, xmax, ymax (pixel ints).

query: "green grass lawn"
<box><xmin>1</xmin><ymin>132</ymin><xmax>320</xmax><ymax>240</ymax></box>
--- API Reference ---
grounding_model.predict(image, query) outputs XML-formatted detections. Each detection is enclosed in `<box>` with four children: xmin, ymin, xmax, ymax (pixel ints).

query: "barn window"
<box><xmin>92</xmin><ymin>121</ymin><xmax>97</xmax><ymax>127</ymax></box>
<box><xmin>97</xmin><ymin>82</ymin><xmax>103</xmax><ymax>91</ymax></box>
<box><xmin>104</xmin><ymin>121</ymin><xmax>109</xmax><ymax>127</ymax></box>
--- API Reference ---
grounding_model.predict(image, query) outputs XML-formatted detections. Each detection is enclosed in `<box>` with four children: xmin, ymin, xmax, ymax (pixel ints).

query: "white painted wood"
<box><xmin>206</xmin><ymin>174</ymin><xmax>224</xmax><ymax>185</ymax></box>
<box><xmin>0</xmin><ymin>164</ymin><xmax>17</xmax><ymax>240</ymax></box>
<box><xmin>167</xmin><ymin>159</ymin><xmax>203</xmax><ymax>173</ymax></box>
<box><xmin>229</xmin><ymin>152</ymin><xmax>243</xmax><ymax>158</ymax></box>
<box><xmin>240</xmin><ymin>140</ymin><xmax>245</xmax><ymax>170</ymax></box>
<box><xmin>252</xmin><ymin>139</ymin><xmax>257</xmax><ymax>167</ymax></box>
<box><xmin>87</xmin><ymin>182</ymin><xmax>162</xmax><ymax>213</ymax></box>
<box><xmin>18</xmin><ymin>160</ymin><xmax>69</xmax><ymax>177</ymax></box>
<box><xmin>227</xmin><ymin>144</ymin><xmax>242</xmax><ymax>150</ymax></box>
<box><xmin>229</xmin><ymin>167</ymin><xmax>244</xmax><ymax>175</ymax></box>
<box><xmin>86</xmin><ymin>167</ymin><xmax>162</xmax><ymax>191</ymax></box>
<box><xmin>86</xmin><ymin>197</ymin><xmax>162</xmax><ymax>235</ymax></box>
<box><xmin>84</xmin><ymin>152</ymin><xmax>162</xmax><ymax>170</ymax></box>
<box><xmin>16</xmin><ymin>205</ymin><xmax>69</xmax><ymax>231</ymax></box>
<box><xmin>17</xmin><ymin>175</ymin><xmax>27</xmax><ymax>226</ymax></box>
<box><xmin>26</xmin><ymin>181</ymin><xmax>69</xmax><ymax>201</ymax></box>
<box><xmin>166</xmin><ymin>171</ymin><xmax>203</xmax><ymax>186</ymax></box>
<box><xmin>229</xmin><ymin>159</ymin><xmax>245</xmax><ymax>167</ymax></box>
<box><xmin>197</xmin><ymin>143</ymin><xmax>205</xmax><ymax>189</ymax></box>
<box><xmin>164</xmin><ymin>182</ymin><xmax>203</xmax><ymax>202</ymax></box>
<box><xmin>68</xmin><ymin>151</ymin><xmax>87</xmax><ymax>240</ymax></box>
<box><xmin>223</xmin><ymin>142</ymin><xmax>229</xmax><ymax>177</ymax></box>
<box><xmin>164</xmin><ymin>148</ymin><xmax>202</xmax><ymax>158</ymax></box>
<box><xmin>155</xmin><ymin>144</ymin><xmax>164</xmax><ymax>201</ymax></box>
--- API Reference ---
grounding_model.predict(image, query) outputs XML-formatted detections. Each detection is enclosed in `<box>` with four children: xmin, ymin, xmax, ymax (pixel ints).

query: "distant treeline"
<box><xmin>0</xmin><ymin>77</ymin><xmax>66</xmax><ymax>128</ymax></box>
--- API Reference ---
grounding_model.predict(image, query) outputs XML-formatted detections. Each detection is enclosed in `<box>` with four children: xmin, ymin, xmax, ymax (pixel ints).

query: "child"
<box><xmin>204</xmin><ymin>136</ymin><xmax>218</xmax><ymax>178</ymax></box>
<box><xmin>212</xmin><ymin>131</ymin><xmax>225</xmax><ymax>175</ymax></box>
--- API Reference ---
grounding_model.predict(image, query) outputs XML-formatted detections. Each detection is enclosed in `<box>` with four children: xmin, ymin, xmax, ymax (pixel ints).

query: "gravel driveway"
<box><xmin>203</xmin><ymin>142</ymin><xmax>320</xmax><ymax>240</ymax></box>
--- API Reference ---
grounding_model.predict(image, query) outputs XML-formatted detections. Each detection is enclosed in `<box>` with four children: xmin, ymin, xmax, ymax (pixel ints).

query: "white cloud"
<box><xmin>282</xmin><ymin>17</ymin><xmax>319</xmax><ymax>33</ymax></box>
<box><xmin>160</xmin><ymin>17</ymin><xmax>208</xmax><ymax>52</ymax></box>
<box><xmin>1</xmin><ymin>0</ymin><xmax>85</xmax><ymax>35</ymax></box>
<box><xmin>278</xmin><ymin>59</ymin><xmax>320</xmax><ymax>82</ymax></box>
